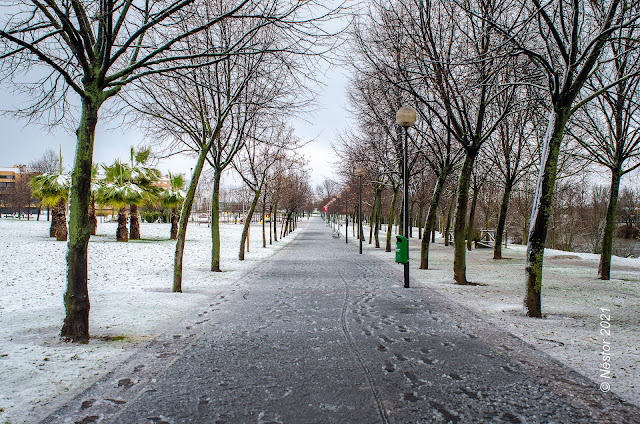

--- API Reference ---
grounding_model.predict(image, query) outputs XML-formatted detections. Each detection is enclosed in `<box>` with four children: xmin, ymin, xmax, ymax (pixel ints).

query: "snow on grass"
<box><xmin>338</xmin><ymin>223</ymin><xmax>639</xmax><ymax>407</ymax></box>
<box><xmin>0</xmin><ymin>218</ymin><xmax>300</xmax><ymax>424</ymax></box>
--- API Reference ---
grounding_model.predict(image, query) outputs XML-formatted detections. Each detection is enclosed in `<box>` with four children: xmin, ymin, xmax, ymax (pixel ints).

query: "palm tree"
<box><xmin>30</xmin><ymin>169</ymin><xmax>70</xmax><ymax>241</ymax></box>
<box><xmin>97</xmin><ymin>161</ymin><xmax>153</xmax><ymax>242</ymax></box>
<box><xmin>162</xmin><ymin>173</ymin><xmax>185</xmax><ymax>240</ymax></box>
<box><xmin>129</xmin><ymin>147</ymin><xmax>161</xmax><ymax>239</ymax></box>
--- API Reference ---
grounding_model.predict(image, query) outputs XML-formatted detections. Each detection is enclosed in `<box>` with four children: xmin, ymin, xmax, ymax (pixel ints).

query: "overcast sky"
<box><xmin>0</xmin><ymin>64</ymin><xmax>349</xmax><ymax>190</ymax></box>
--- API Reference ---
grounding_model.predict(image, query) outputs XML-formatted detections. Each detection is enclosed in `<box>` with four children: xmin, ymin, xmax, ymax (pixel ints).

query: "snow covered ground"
<box><xmin>0</xmin><ymin>218</ymin><xmax>301</xmax><ymax>424</ymax></box>
<box><xmin>339</xmin><ymin>222</ymin><xmax>639</xmax><ymax>407</ymax></box>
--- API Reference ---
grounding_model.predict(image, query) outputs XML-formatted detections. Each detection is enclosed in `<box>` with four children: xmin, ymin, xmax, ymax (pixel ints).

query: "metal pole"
<box><xmin>403</xmin><ymin>126</ymin><xmax>410</xmax><ymax>288</ymax></box>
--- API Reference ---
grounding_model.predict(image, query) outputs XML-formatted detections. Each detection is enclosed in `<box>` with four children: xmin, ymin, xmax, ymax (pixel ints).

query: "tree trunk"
<box><xmin>409</xmin><ymin>201</ymin><xmax>414</xmax><ymax>238</ymax></box>
<box><xmin>211</xmin><ymin>169</ymin><xmax>223</xmax><ymax>272</ymax></box>
<box><xmin>385</xmin><ymin>187</ymin><xmax>399</xmax><ymax>252</ymax></box>
<box><xmin>129</xmin><ymin>204</ymin><xmax>140</xmax><ymax>239</ymax></box>
<box><xmin>420</xmin><ymin>170</ymin><xmax>446</xmax><ymax>269</ymax></box>
<box><xmin>374</xmin><ymin>188</ymin><xmax>382</xmax><ymax>248</ymax></box>
<box><xmin>173</xmin><ymin>140</ymin><xmax>210</xmax><ymax>292</ymax></box>
<box><xmin>369</xmin><ymin>199</ymin><xmax>374</xmax><ymax>243</ymax></box>
<box><xmin>116</xmin><ymin>207</ymin><xmax>128</xmax><ymax>242</ymax></box>
<box><xmin>453</xmin><ymin>150</ymin><xmax>478</xmax><ymax>285</ymax></box>
<box><xmin>494</xmin><ymin>179</ymin><xmax>513</xmax><ymax>259</ymax></box>
<box><xmin>54</xmin><ymin>197</ymin><xmax>68</xmax><ymax>241</ymax></box>
<box><xmin>273</xmin><ymin>201</ymin><xmax>278</xmax><ymax>242</ymax></box>
<box><xmin>525</xmin><ymin>108</ymin><xmax>569</xmax><ymax>317</ymax></box>
<box><xmin>444</xmin><ymin>196</ymin><xmax>454</xmax><ymax>247</ymax></box>
<box><xmin>50</xmin><ymin>201</ymin><xmax>59</xmax><ymax>237</ymax></box>
<box><xmin>598</xmin><ymin>167</ymin><xmax>622</xmax><ymax>280</ymax></box>
<box><xmin>262</xmin><ymin>192</ymin><xmax>267</xmax><ymax>248</ymax></box>
<box><xmin>170</xmin><ymin>207</ymin><xmax>179</xmax><ymax>240</ymax></box>
<box><xmin>418</xmin><ymin>203</ymin><xmax>423</xmax><ymax>239</ymax></box>
<box><xmin>61</xmin><ymin>97</ymin><xmax>99</xmax><ymax>343</ymax></box>
<box><xmin>239</xmin><ymin>188</ymin><xmax>261</xmax><ymax>260</ymax></box>
<box><xmin>269</xmin><ymin>203</ymin><xmax>273</xmax><ymax>244</ymax></box>
<box><xmin>89</xmin><ymin>196</ymin><xmax>97</xmax><ymax>236</ymax></box>
<box><xmin>466</xmin><ymin>183</ymin><xmax>479</xmax><ymax>251</ymax></box>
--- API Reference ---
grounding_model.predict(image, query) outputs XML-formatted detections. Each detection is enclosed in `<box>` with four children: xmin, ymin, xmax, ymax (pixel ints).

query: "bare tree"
<box><xmin>568</xmin><ymin>23</ymin><xmax>640</xmax><ymax>279</ymax></box>
<box><xmin>233</xmin><ymin>122</ymin><xmax>301</xmax><ymax>260</ymax></box>
<box><xmin>486</xmin><ymin>104</ymin><xmax>540</xmax><ymax>259</ymax></box>
<box><xmin>0</xmin><ymin>0</ymin><xmax>337</xmax><ymax>342</ymax></box>
<box><xmin>493</xmin><ymin>0</ymin><xmax>638</xmax><ymax>316</ymax></box>
<box><xmin>352</xmin><ymin>0</ymin><xmax>518</xmax><ymax>284</ymax></box>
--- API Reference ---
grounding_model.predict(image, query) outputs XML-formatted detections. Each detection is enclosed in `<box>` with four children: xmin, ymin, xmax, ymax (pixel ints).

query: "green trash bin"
<box><xmin>395</xmin><ymin>235</ymin><xmax>408</xmax><ymax>264</ymax></box>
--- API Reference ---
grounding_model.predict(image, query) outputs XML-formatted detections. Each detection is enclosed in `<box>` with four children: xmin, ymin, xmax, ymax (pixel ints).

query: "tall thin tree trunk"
<box><xmin>420</xmin><ymin>171</ymin><xmax>446</xmax><ymax>269</ymax></box>
<box><xmin>239</xmin><ymin>188</ymin><xmax>261</xmax><ymax>260</ymax></box>
<box><xmin>369</xmin><ymin>190</ymin><xmax>379</xmax><ymax>244</ymax></box>
<box><xmin>444</xmin><ymin>196</ymin><xmax>454</xmax><ymax>247</ymax></box>
<box><xmin>129</xmin><ymin>204</ymin><xmax>140</xmax><ymax>239</ymax></box>
<box><xmin>374</xmin><ymin>188</ymin><xmax>382</xmax><ymax>248</ymax></box>
<box><xmin>262</xmin><ymin>192</ymin><xmax>267</xmax><ymax>248</ymax></box>
<box><xmin>526</xmin><ymin>109</ymin><xmax>569</xmax><ymax>317</ymax></box>
<box><xmin>269</xmin><ymin>202</ymin><xmax>273</xmax><ymax>244</ymax></box>
<box><xmin>494</xmin><ymin>179</ymin><xmax>513</xmax><ymax>259</ymax></box>
<box><xmin>453</xmin><ymin>150</ymin><xmax>478</xmax><ymax>285</ymax></box>
<box><xmin>466</xmin><ymin>183</ymin><xmax>479</xmax><ymax>251</ymax></box>
<box><xmin>409</xmin><ymin>202</ymin><xmax>414</xmax><ymax>238</ymax></box>
<box><xmin>386</xmin><ymin>187</ymin><xmax>399</xmax><ymax>252</ymax></box>
<box><xmin>281</xmin><ymin>211</ymin><xmax>286</xmax><ymax>238</ymax></box>
<box><xmin>173</xmin><ymin>140</ymin><xmax>210</xmax><ymax>292</ymax></box>
<box><xmin>418</xmin><ymin>203</ymin><xmax>423</xmax><ymax>239</ymax></box>
<box><xmin>598</xmin><ymin>167</ymin><xmax>622</xmax><ymax>280</ymax></box>
<box><xmin>211</xmin><ymin>169</ymin><xmax>223</xmax><ymax>272</ymax></box>
<box><xmin>273</xmin><ymin>201</ymin><xmax>278</xmax><ymax>242</ymax></box>
<box><xmin>62</xmin><ymin>98</ymin><xmax>99</xmax><ymax>343</ymax></box>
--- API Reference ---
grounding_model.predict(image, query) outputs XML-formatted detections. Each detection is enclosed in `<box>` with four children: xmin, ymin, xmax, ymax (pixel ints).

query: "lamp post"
<box><xmin>356</xmin><ymin>167</ymin><xmax>365</xmax><ymax>254</ymax></box>
<box><xmin>396</xmin><ymin>106</ymin><xmax>416</xmax><ymax>288</ymax></box>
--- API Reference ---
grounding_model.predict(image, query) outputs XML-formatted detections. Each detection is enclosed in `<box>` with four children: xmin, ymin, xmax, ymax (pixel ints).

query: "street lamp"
<box><xmin>356</xmin><ymin>167</ymin><xmax>366</xmax><ymax>254</ymax></box>
<box><xmin>396</xmin><ymin>106</ymin><xmax>416</xmax><ymax>288</ymax></box>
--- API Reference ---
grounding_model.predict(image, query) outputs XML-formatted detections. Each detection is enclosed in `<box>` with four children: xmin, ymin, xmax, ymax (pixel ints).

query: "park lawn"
<box><xmin>0</xmin><ymin>218</ymin><xmax>299</xmax><ymax>424</ymax></box>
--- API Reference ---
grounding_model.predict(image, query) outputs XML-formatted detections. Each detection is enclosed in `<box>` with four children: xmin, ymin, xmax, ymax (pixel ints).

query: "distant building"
<box><xmin>0</xmin><ymin>165</ymin><xmax>26</xmax><ymax>191</ymax></box>
<box><xmin>0</xmin><ymin>165</ymin><xmax>36</xmax><ymax>215</ymax></box>
<box><xmin>153</xmin><ymin>175</ymin><xmax>171</xmax><ymax>190</ymax></box>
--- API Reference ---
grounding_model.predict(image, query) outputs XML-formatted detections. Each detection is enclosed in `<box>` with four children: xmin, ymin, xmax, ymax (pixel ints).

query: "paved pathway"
<box><xmin>44</xmin><ymin>218</ymin><xmax>639</xmax><ymax>423</ymax></box>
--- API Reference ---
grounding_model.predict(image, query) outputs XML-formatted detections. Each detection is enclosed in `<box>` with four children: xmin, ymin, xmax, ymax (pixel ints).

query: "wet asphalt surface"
<box><xmin>43</xmin><ymin>218</ymin><xmax>639</xmax><ymax>423</ymax></box>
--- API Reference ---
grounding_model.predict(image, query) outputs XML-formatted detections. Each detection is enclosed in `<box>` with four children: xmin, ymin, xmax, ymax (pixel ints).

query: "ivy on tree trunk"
<box><xmin>525</xmin><ymin>109</ymin><xmax>569</xmax><ymax>317</ymax></box>
<box><xmin>598</xmin><ymin>167</ymin><xmax>622</xmax><ymax>280</ymax></box>
<box><xmin>453</xmin><ymin>150</ymin><xmax>478</xmax><ymax>285</ymax></box>
<box><xmin>61</xmin><ymin>97</ymin><xmax>100</xmax><ymax>343</ymax></box>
